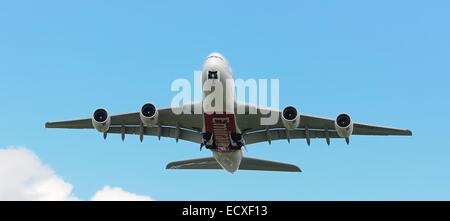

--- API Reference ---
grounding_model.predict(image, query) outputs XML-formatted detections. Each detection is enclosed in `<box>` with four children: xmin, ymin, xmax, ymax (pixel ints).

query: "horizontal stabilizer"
<box><xmin>166</xmin><ymin>157</ymin><xmax>301</xmax><ymax>172</ymax></box>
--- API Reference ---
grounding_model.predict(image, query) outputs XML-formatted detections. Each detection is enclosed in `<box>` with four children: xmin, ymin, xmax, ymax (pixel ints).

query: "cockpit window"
<box><xmin>208</xmin><ymin>55</ymin><xmax>225</xmax><ymax>62</ymax></box>
<box><xmin>208</xmin><ymin>71</ymin><xmax>218</xmax><ymax>79</ymax></box>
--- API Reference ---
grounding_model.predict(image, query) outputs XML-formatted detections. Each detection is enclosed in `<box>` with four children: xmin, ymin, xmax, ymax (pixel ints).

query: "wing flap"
<box><xmin>107</xmin><ymin>126</ymin><xmax>202</xmax><ymax>144</ymax></box>
<box><xmin>244</xmin><ymin>129</ymin><xmax>340</xmax><ymax>145</ymax></box>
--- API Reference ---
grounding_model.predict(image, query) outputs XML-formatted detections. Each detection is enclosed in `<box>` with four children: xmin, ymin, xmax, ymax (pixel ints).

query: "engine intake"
<box><xmin>92</xmin><ymin>108</ymin><xmax>111</xmax><ymax>132</ymax></box>
<box><xmin>140</xmin><ymin>103</ymin><xmax>159</xmax><ymax>126</ymax></box>
<box><xmin>335</xmin><ymin>113</ymin><xmax>353</xmax><ymax>138</ymax></box>
<box><xmin>281</xmin><ymin>106</ymin><xmax>300</xmax><ymax>130</ymax></box>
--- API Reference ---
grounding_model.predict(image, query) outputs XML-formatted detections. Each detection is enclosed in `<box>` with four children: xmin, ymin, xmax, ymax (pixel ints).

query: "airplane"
<box><xmin>46</xmin><ymin>52</ymin><xmax>412</xmax><ymax>173</ymax></box>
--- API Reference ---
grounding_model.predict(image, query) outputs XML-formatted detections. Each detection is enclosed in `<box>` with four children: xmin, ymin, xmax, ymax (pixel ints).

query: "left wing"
<box><xmin>45</xmin><ymin>103</ymin><xmax>203</xmax><ymax>144</ymax></box>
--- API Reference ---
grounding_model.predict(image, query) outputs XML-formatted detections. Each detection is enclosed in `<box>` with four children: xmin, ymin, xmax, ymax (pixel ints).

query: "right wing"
<box><xmin>235</xmin><ymin>102</ymin><xmax>412</xmax><ymax>145</ymax></box>
<box><xmin>166</xmin><ymin>157</ymin><xmax>301</xmax><ymax>172</ymax></box>
<box><xmin>45</xmin><ymin>103</ymin><xmax>203</xmax><ymax>144</ymax></box>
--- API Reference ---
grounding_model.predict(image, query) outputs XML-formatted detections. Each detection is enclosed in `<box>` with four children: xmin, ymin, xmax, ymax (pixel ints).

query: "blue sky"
<box><xmin>1</xmin><ymin>0</ymin><xmax>449</xmax><ymax>200</ymax></box>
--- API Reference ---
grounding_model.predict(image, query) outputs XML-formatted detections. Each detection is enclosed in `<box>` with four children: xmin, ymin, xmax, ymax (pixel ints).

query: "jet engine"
<box><xmin>281</xmin><ymin>106</ymin><xmax>300</xmax><ymax>130</ymax></box>
<box><xmin>92</xmin><ymin>108</ymin><xmax>111</xmax><ymax>132</ymax></box>
<box><xmin>335</xmin><ymin>113</ymin><xmax>354</xmax><ymax>138</ymax></box>
<box><xmin>140</xmin><ymin>103</ymin><xmax>159</xmax><ymax>126</ymax></box>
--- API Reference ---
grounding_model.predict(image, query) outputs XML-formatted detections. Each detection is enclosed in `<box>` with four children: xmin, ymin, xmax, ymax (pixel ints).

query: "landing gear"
<box><xmin>201</xmin><ymin>132</ymin><xmax>244</xmax><ymax>151</ymax></box>
<box><xmin>202</xmin><ymin>132</ymin><xmax>217</xmax><ymax>150</ymax></box>
<box><xmin>230</xmin><ymin>133</ymin><xmax>244</xmax><ymax>150</ymax></box>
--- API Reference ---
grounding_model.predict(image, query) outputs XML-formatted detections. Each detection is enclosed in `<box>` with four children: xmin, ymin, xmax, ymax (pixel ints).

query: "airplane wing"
<box><xmin>46</xmin><ymin>101</ymin><xmax>411</xmax><ymax>146</ymax></box>
<box><xmin>236</xmin><ymin>103</ymin><xmax>412</xmax><ymax>145</ymax></box>
<box><xmin>166</xmin><ymin>157</ymin><xmax>301</xmax><ymax>172</ymax></box>
<box><xmin>45</xmin><ymin>103</ymin><xmax>203</xmax><ymax>144</ymax></box>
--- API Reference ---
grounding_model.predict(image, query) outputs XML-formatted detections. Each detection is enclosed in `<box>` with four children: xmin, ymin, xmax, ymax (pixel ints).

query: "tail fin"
<box><xmin>166</xmin><ymin>157</ymin><xmax>301</xmax><ymax>172</ymax></box>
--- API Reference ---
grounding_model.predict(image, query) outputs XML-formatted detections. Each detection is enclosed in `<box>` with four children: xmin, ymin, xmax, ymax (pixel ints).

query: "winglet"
<box><xmin>406</xmin><ymin>129</ymin><xmax>413</xmax><ymax>136</ymax></box>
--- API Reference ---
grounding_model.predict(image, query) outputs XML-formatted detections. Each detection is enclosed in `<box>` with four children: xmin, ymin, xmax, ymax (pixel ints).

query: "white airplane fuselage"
<box><xmin>201</xmin><ymin>52</ymin><xmax>243</xmax><ymax>173</ymax></box>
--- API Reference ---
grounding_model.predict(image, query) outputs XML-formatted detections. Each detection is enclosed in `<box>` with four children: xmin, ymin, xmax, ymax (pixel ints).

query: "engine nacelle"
<box><xmin>281</xmin><ymin>106</ymin><xmax>300</xmax><ymax>130</ymax></box>
<box><xmin>335</xmin><ymin>113</ymin><xmax>354</xmax><ymax>138</ymax></box>
<box><xmin>140</xmin><ymin>103</ymin><xmax>159</xmax><ymax>126</ymax></box>
<box><xmin>92</xmin><ymin>108</ymin><xmax>111</xmax><ymax>132</ymax></box>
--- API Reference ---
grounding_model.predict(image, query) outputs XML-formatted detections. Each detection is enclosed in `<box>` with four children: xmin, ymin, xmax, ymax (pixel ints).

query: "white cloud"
<box><xmin>0</xmin><ymin>147</ymin><xmax>77</xmax><ymax>201</ymax></box>
<box><xmin>91</xmin><ymin>186</ymin><xmax>152</xmax><ymax>201</ymax></box>
<box><xmin>0</xmin><ymin>147</ymin><xmax>152</xmax><ymax>201</ymax></box>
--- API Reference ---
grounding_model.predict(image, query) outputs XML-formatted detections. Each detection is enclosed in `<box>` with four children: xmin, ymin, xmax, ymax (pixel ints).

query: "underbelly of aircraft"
<box><xmin>213</xmin><ymin>150</ymin><xmax>243</xmax><ymax>173</ymax></box>
<box><xmin>203</xmin><ymin>112</ymin><xmax>238</xmax><ymax>152</ymax></box>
